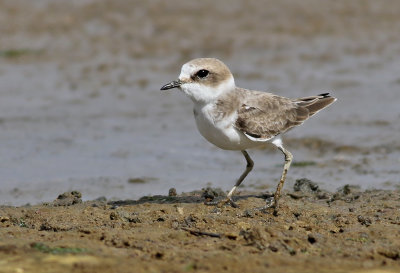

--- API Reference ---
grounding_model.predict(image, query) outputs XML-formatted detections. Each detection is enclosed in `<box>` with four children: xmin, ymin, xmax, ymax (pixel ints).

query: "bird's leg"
<box><xmin>270</xmin><ymin>138</ymin><xmax>293</xmax><ymax>215</ymax></box>
<box><xmin>220</xmin><ymin>150</ymin><xmax>254</xmax><ymax>208</ymax></box>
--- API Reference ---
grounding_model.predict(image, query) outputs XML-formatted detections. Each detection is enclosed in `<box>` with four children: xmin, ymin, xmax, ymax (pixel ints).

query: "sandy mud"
<box><xmin>1</xmin><ymin>184</ymin><xmax>400</xmax><ymax>273</ymax></box>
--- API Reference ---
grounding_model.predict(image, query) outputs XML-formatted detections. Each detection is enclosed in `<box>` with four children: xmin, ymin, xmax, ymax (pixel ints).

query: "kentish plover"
<box><xmin>161</xmin><ymin>58</ymin><xmax>336</xmax><ymax>213</ymax></box>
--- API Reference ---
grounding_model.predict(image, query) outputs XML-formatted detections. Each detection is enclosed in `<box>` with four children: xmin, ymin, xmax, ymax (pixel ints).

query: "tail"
<box><xmin>295</xmin><ymin>93</ymin><xmax>337</xmax><ymax>117</ymax></box>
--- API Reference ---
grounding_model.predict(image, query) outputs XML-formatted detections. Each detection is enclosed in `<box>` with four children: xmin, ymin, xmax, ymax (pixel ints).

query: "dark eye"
<box><xmin>196</xmin><ymin>69</ymin><xmax>209</xmax><ymax>78</ymax></box>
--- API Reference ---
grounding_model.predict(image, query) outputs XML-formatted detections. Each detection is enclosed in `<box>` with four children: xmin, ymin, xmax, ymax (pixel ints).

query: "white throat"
<box><xmin>180</xmin><ymin>77</ymin><xmax>235</xmax><ymax>104</ymax></box>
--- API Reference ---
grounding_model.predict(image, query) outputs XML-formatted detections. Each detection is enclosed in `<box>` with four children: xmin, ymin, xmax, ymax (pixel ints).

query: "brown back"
<box><xmin>233</xmin><ymin>91</ymin><xmax>336</xmax><ymax>140</ymax></box>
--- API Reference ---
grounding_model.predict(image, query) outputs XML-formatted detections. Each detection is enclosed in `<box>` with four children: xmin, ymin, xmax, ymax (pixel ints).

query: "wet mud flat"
<box><xmin>1</xmin><ymin>184</ymin><xmax>400</xmax><ymax>273</ymax></box>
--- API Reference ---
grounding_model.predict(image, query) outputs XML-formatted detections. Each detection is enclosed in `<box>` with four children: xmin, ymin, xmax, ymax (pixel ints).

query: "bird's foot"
<box><xmin>264</xmin><ymin>196</ymin><xmax>275</xmax><ymax>209</ymax></box>
<box><xmin>255</xmin><ymin>196</ymin><xmax>279</xmax><ymax>216</ymax></box>
<box><xmin>221</xmin><ymin>197</ymin><xmax>239</xmax><ymax>208</ymax></box>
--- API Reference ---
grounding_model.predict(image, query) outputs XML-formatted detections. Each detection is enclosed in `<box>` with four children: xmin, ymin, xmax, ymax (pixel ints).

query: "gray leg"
<box><xmin>224</xmin><ymin>150</ymin><xmax>254</xmax><ymax>207</ymax></box>
<box><xmin>271</xmin><ymin>138</ymin><xmax>293</xmax><ymax>214</ymax></box>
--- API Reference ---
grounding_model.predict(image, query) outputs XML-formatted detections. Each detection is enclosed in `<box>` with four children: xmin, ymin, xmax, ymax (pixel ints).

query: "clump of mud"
<box><xmin>48</xmin><ymin>191</ymin><xmax>83</xmax><ymax>207</ymax></box>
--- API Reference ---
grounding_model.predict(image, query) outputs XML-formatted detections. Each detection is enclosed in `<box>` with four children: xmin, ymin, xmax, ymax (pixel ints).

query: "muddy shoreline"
<box><xmin>1</xmin><ymin>0</ymin><xmax>400</xmax><ymax>272</ymax></box>
<box><xmin>1</xmin><ymin>183</ymin><xmax>400</xmax><ymax>273</ymax></box>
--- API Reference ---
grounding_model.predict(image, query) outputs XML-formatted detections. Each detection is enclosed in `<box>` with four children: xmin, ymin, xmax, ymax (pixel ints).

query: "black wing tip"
<box><xmin>318</xmin><ymin>92</ymin><xmax>331</xmax><ymax>97</ymax></box>
<box><xmin>318</xmin><ymin>92</ymin><xmax>337</xmax><ymax>102</ymax></box>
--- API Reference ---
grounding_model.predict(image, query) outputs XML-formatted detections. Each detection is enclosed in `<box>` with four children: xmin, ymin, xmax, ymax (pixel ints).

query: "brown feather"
<box><xmin>229</xmin><ymin>89</ymin><xmax>336</xmax><ymax>140</ymax></box>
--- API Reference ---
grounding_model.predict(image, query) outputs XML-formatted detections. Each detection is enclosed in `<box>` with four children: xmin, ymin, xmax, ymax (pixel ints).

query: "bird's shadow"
<box><xmin>108</xmin><ymin>193</ymin><xmax>272</xmax><ymax>207</ymax></box>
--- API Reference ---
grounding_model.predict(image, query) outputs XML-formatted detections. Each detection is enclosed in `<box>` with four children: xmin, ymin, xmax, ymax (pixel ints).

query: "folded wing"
<box><xmin>234</xmin><ymin>92</ymin><xmax>336</xmax><ymax>141</ymax></box>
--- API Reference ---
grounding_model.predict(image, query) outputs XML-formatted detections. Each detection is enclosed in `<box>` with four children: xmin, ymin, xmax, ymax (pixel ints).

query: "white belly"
<box><xmin>193</xmin><ymin>104</ymin><xmax>265</xmax><ymax>150</ymax></box>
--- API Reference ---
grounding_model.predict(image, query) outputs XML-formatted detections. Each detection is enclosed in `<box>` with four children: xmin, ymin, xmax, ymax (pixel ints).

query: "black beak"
<box><xmin>160</xmin><ymin>80</ymin><xmax>182</xmax><ymax>90</ymax></box>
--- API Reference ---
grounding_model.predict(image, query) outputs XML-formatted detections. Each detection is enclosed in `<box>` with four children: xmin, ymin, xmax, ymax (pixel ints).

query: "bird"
<box><xmin>161</xmin><ymin>58</ymin><xmax>336</xmax><ymax>213</ymax></box>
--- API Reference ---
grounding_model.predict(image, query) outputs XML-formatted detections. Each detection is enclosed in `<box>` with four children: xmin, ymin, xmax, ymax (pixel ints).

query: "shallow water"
<box><xmin>1</xmin><ymin>0</ymin><xmax>400</xmax><ymax>205</ymax></box>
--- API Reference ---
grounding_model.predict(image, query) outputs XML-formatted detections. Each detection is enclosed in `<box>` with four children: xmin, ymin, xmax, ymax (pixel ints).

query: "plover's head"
<box><xmin>161</xmin><ymin>58</ymin><xmax>235</xmax><ymax>104</ymax></box>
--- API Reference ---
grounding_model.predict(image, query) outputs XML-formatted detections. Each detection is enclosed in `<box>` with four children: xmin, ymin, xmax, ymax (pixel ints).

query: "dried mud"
<box><xmin>1</xmin><ymin>185</ymin><xmax>400</xmax><ymax>273</ymax></box>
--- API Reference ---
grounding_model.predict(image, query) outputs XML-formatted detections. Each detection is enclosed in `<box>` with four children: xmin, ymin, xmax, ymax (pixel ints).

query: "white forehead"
<box><xmin>178</xmin><ymin>63</ymin><xmax>197</xmax><ymax>80</ymax></box>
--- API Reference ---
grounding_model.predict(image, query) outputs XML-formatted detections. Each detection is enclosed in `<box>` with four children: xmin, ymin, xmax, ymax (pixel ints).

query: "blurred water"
<box><xmin>1</xmin><ymin>0</ymin><xmax>400</xmax><ymax>205</ymax></box>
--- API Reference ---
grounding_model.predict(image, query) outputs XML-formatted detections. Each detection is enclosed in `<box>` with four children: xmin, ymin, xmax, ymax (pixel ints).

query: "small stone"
<box><xmin>242</xmin><ymin>209</ymin><xmax>254</xmax><ymax>218</ymax></box>
<box><xmin>52</xmin><ymin>191</ymin><xmax>82</xmax><ymax>206</ymax></box>
<box><xmin>110</xmin><ymin>212</ymin><xmax>119</xmax><ymax>220</ymax></box>
<box><xmin>168</xmin><ymin>188</ymin><xmax>177</xmax><ymax>196</ymax></box>
<box><xmin>337</xmin><ymin>184</ymin><xmax>360</xmax><ymax>196</ymax></box>
<box><xmin>293</xmin><ymin>178</ymin><xmax>319</xmax><ymax>193</ymax></box>
<box><xmin>0</xmin><ymin>216</ymin><xmax>10</xmax><ymax>223</ymax></box>
<box><xmin>176</xmin><ymin>207</ymin><xmax>184</xmax><ymax>215</ymax></box>
<box><xmin>184</xmin><ymin>215</ymin><xmax>198</xmax><ymax>227</ymax></box>
<box><xmin>201</xmin><ymin>187</ymin><xmax>226</xmax><ymax>200</ymax></box>
<box><xmin>357</xmin><ymin>215</ymin><xmax>372</xmax><ymax>227</ymax></box>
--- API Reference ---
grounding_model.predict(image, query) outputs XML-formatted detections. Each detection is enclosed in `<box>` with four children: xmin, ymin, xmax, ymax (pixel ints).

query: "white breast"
<box><xmin>193</xmin><ymin>103</ymin><xmax>264</xmax><ymax>150</ymax></box>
